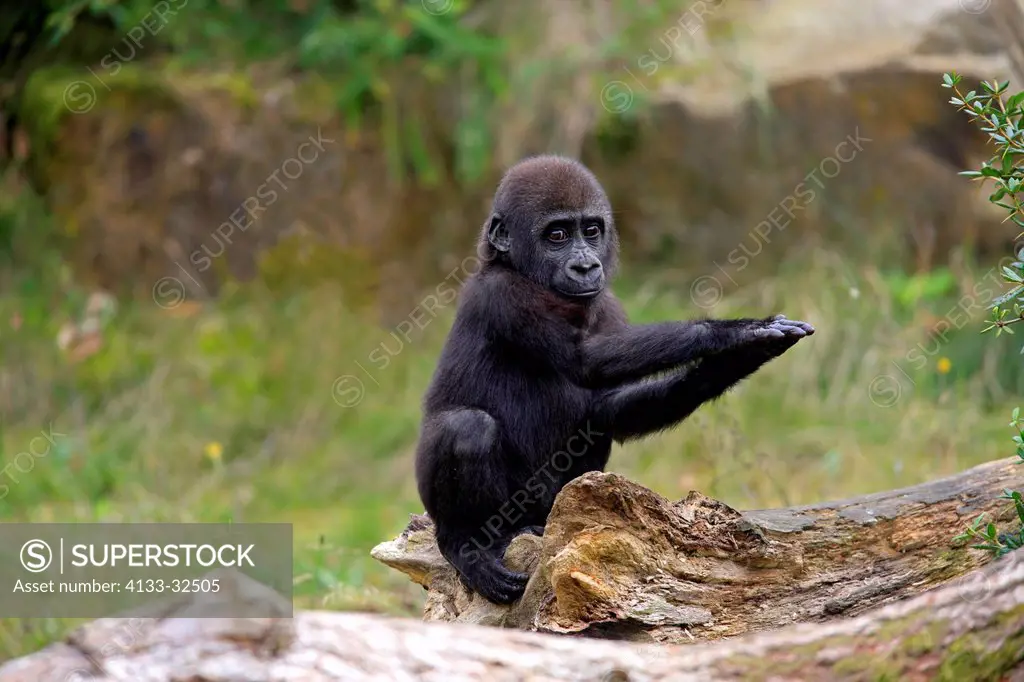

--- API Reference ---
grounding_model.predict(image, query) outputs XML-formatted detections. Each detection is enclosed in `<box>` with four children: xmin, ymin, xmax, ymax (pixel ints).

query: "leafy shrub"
<box><xmin>944</xmin><ymin>72</ymin><xmax>1024</xmax><ymax>554</ymax></box>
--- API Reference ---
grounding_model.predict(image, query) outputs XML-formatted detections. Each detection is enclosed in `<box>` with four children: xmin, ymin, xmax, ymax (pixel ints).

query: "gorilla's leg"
<box><xmin>416</xmin><ymin>408</ymin><xmax>530</xmax><ymax>604</ymax></box>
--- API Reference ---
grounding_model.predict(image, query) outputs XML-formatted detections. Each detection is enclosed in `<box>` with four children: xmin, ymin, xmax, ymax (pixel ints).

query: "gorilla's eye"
<box><xmin>546</xmin><ymin>228</ymin><xmax>570</xmax><ymax>243</ymax></box>
<box><xmin>582</xmin><ymin>223</ymin><xmax>602</xmax><ymax>239</ymax></box>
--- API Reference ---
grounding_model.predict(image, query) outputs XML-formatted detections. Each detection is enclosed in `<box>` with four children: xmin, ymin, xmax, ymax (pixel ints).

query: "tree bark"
<box><xmin>372</xmin><ymin>457</ymin><xmax>1024</xmax><ymax>641</ymax></box>
<box><xmin>0</xmin><ymin>550</ymin><xmax>1021</xmax><ymax>681</ymax></box>
<box><xmin>1</xmin><ymin>457</ymin><xmax>1022</xmax><ymax>681</ymax></box>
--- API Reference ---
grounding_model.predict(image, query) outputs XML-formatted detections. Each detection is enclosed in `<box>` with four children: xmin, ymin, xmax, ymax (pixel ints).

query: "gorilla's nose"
<box><xmin>570</xmin><ymin>261</ymin><xmax>601</xmax><ymax>276</ymax></box>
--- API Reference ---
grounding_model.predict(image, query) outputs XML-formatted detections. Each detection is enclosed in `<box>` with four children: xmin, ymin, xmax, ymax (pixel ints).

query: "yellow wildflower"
<box><xmin>937</xmin><ymin>357</ymin><xmax>952</xmax><ymax>374</ymax></box>
<box><xmin>204</xmin><ymin>442</ymin><xmax>223</xmax><ymax>462</ymax></box>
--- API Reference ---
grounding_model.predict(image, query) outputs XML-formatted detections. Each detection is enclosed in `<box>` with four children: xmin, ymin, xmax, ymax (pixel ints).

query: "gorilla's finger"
<box><xmin>769</xmin><ymin>323</ymin><xmax>807</xmax><ymax>337</ymax></box>
<box><xmin>775</xmin><ymin>318</ymin><xmax>815</xmax><ymax>334</ymax></box>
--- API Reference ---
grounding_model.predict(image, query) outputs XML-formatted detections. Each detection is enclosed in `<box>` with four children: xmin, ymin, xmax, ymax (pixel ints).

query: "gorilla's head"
<box><xmin>479</xmin><ymin>155</ymin><xmax>619</xmax><ymax>300</ymax></box>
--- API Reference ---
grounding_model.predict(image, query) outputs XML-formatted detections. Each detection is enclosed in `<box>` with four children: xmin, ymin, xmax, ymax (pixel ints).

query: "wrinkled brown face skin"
<box><xmin>479</xmin><ymin>155</ymin><xmax>619</xmax><ymax>301</ymax></box>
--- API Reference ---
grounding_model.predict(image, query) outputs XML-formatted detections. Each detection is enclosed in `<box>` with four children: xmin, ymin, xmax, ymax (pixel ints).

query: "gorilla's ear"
<box><xmin>486</xmin><ymin>214</ymin><xmax>511</xmax><ymax>253</ymax></box>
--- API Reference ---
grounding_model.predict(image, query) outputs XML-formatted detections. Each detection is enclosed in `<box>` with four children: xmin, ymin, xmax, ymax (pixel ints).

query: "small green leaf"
<box><xmin>973</xmin><ymin>543</ymin><xmax>1002</xmax><ymax>552</ymax></box>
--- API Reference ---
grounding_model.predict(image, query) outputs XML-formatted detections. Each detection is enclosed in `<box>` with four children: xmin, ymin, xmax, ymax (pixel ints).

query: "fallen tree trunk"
<box><xmin>2</xmin><ymin>458</ymin><xmax>1022</xmax><ymax>681</ymax></box>
<box><xmin>0</xmin><ymin>546</ymin><xmax>1022</xmax><ymax>681</ymax></box>
<box><xmin>372</xmin><ymin>457</ymin><xmax>1024</xmax><ymax>641</ymax></box>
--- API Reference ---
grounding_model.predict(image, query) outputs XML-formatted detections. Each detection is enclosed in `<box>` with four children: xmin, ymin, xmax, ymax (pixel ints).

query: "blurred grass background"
<box><xmin>1</xmin><ymin>0</ymin><xmax>1022</xmax><ymax>662</ymax></box>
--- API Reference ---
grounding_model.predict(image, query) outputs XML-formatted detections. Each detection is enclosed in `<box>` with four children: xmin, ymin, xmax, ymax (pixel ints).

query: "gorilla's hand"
<box><xmin>733</xmin><ymin>314</ymin><xmax>814</xmax><ymax>357</ymax></box>
<box><xmin>759</xmin><ymin>314</ymin><xmax>815</xmax><ymax>339</ymax></box>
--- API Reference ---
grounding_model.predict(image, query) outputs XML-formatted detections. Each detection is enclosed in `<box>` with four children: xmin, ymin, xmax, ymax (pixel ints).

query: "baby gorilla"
<box><xmin>415</xmin><ymin>155</ymin><xmax>814</xmax><ymax>603</ymax></box>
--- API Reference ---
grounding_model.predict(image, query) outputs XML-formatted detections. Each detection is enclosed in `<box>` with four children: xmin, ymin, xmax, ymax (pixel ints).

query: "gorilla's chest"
<box><xmin>491</xmin><ymin>371</ymin><xmax>608</xmax><ymax>465</ymax></box>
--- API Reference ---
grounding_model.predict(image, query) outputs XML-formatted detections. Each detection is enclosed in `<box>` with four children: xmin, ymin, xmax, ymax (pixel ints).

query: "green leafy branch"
<box><xmin>952</xmin><ymin>410</ymin><xmax>1024</xmax><ymax>555</ymax></box>
<box><xmin>953</xmin><ymin>494</ymin><xmax>1024</xmax><ymax>556</ymax></box>
<box><xmin>951</xmin><ymin>412</ymin><xmax>1024</xmax><ymax>555</ymax></box>
<box><xmin>944</xmin><ymin>71</ymin><xmax>1024</xmax><ymax>557</ymax></box>
<box><xmin>943</xmin><ymin>72</ymin><xmax>1024</xmax><ymax>340</ymax></box>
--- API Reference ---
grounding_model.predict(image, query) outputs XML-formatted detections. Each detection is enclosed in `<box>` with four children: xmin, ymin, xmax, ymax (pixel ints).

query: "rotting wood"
<box><xmin>0</xmin><ymin>549</ymin><xmax>1021</xmax><ymax>681</ymax></box>
<box><xmin>372</xmin><ymin>457</ymin><xmax>1024</xmax><ymax>641</ymax></box>
<box><xmin>2</xmin><ymin>458</ymin><xmax>1022</xmax><ymax>681</ymax></box>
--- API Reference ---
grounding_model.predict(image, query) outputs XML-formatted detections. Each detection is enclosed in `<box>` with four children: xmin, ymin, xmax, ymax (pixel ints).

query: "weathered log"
<box><xmin>2</xmin><ymin>458</ymin><xmax>1022</xmax><ymax>681</ymax></box>
<box><xmin>372</xmin><ymin>457</ymin><xmax>1024</xmax><ymax>641</ymax></box>
<box><xmin>0</xmin><ymin>547</ymin><xmax>1022</xmax><ymax>681</ymax></box>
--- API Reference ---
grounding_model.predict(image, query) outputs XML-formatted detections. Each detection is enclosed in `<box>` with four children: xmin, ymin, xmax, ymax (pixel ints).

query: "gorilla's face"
<box><xmin>483</xmin><ymin>156</ymin><xmax>618</xmax><ymax>302</ymax></box>
<box><xmin>534</xmin><ymin>216</ymin><xmax>608</xmax><ymax>299</ymax></box>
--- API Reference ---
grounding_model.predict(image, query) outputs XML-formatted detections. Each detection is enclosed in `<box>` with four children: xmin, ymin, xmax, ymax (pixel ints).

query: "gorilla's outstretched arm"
<box><xmin>582</xmin><ymin>316</ymin><xmax>811</xmax><ymax>389</ymax></box>
<box><xmin>595</xmin><ymin>320</ymin><xmax>812</xmax><ymax>443</ymax></box>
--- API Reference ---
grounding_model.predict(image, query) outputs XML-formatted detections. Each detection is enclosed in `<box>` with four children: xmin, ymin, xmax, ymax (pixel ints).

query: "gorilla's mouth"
<box><xmin>556</xmin><ymin>287</ymin><xmax>602</xmax><ymax>300</ymax></box>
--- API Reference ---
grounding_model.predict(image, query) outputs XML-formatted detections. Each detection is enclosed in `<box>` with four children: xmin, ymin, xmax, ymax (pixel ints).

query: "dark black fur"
<box><xmin>415</xmin><ymin>155</ymin><xmax>814</xmax><ymax>603</ymax></box>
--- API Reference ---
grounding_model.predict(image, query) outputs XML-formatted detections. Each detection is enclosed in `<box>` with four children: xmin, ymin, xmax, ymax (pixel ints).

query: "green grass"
<box><xmin>0</xmin><ymin>246</ymin><xmax>1021</xmax><ymax>661</ymax></box>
